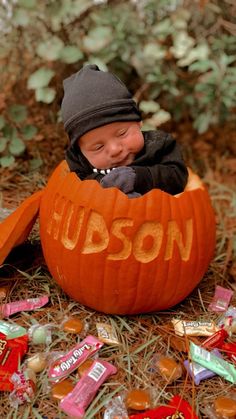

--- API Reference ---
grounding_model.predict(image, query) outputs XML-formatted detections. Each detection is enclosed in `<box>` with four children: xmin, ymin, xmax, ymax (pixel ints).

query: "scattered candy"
<box><xmin>0</xmin><ymin>286</ymin><xmax>10</xmax><ymax>300</ymax></box>
<box><xmin>62</xmin><ymin>317</ymin><xmax>84</xmax><ymax>334</ymax></box>
<box><xmin>125</xmin><ymin>389</ymin><xmax>151</xmax><ymax>410</ymax></box>
<box><xmin>96</xmin><ymin>322</ymin><xmax>120</xmax><ymax>345</ymax></box>
<box><xmin>172</xmin><ymin>318</ymin><xmax>219</xmax><ymax>336</ymax></box>
<box><xmin>214</xmin><ymin>396</ymin><xmax>236</xmax><ymax>417</ymax></box>
<box><xmin>218</xmin><ymin>306</ymin><xmax>236</xmax><ymax>327</ymax></box>
<box><xmin>184</xmin><ymin>349</ymin><xmax>222</xmax><ymax>385</ymax></box>
<box><xmin>9</xmin><ymin>368</ymin><xmax>36</xmax><ymax>407</ymax></box>
<box><xmin>208</xmin><ymin>286</ymin><xmax>233</xmax><ymax>312</ymax></box>
<box><xmin>51</xmin><ymin>378</ymin><xmax>74</xmax><ymax>401</ymax></box>
<box><xmin>48</xmin><ymin>335</ymin><xmax>103</xmax><ymax>383</ymax></box>
<box><xmin>129</xmin><ymin>395</ymin><xmax>198</xmax><ymax>418</ymax></box>
<box><xmin>0</xmin><ymin>320</ymin><xmax>27</xmax><ymax>339</ymax></box>
<box><xmin>27</xmin><ymin>353</ymin><xmax>47</xmax><ymax>373</ymax></box>
<box><xmin>0</xmin><ymin>332</ymin><xmax>28</xmax><ymax>391</ymax></box>
<box><xmin>221</xmin><ymin>342</ymin><xmax>236</xmax><ymax>364</ymax></box>
<box><xmin>77</xmin><ymin>358</ymin><xmax>94</xmax><ymax>377</ymax></box>
<box><xmin>59</xmin><ymin>359</ymin><xmax>117</xmax><ymax>418</ymax></box>
<box><xmin>103</xmin><ymin>395</ymin><xmax>129</xmax><ymax>419</ymax></box>
<box><xmin>1</xmin><ymin>295</ymin><xmax>49</xmax><ymax>317</ymax></box>
<box><xmin>202</xmin><ymin>328</ymin><xmax>228</xmax><ymax>350</ymax></box>
<box><xmin>28</xmin><ymin>324</ymin><xmax>52</xmax><ymax>345</ymax></box>
<box><xmin>190</xmin><ymin>341</ymin><xmax>236</xmax><ymax>384</ymax></box>
<box><xmin>151</xmin><ymin>354</ymin><xmax>182</xmax><ymax>382</ymax></box>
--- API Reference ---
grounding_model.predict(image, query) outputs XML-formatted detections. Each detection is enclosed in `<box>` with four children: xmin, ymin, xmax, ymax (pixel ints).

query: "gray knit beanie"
<box><xmin>61</xmin><ymin>64</ymin><xmax>141</xmax><ymax>145</ymax></box>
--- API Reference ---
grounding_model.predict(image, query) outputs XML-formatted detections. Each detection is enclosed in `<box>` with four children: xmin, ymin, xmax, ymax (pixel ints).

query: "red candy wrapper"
<box><xmin>129</xmin><ymin>395</ymin><xmax>198</xmax><ymax>419</ymax></box>
<box><xmin>0</xmin><ymin>332</ymin><xmax>28</xmax><ymax>391</ymax></box>
<box><xmin>202</xmin><ymin>328</ymin><xmax>228</xmax><ymax>350</ymax></box>
<box><xmin>59</xmin><ymin>359</ymin><xmax>117</xmax><ymax>418</ymax></box>
<box><xmin>221</xmin><ymin>342</ymin><xmax>236</xmax><ymax>364</ymax></box>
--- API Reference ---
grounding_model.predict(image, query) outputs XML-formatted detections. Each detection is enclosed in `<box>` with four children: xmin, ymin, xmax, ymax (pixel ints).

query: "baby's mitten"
<box><xmin>100</xmin><ymin>166</ymin><xmax>136</xmax><ymax>193</ymax></box>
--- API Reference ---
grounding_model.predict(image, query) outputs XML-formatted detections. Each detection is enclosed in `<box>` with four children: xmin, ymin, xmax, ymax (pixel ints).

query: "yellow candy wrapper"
<box><xmin>172</xmin><ymin>319</ymin><xmax>219</xmax><ymax>337</ymax></box>
<box><xmin>96</xmin><ymin>323</ymin><xmax>120</xmax><ymax>345</ymax></box>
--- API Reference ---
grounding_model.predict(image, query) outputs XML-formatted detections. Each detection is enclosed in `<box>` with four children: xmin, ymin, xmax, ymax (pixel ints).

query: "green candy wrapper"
<box><xmin>190</xmin><ymin>341</ymin><xmax>236</xmax><ymax>384</ymax></box>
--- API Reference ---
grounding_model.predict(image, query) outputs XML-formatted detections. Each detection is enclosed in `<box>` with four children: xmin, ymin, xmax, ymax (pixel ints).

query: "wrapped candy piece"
<box><xmin>62</xmin><ymin>317</ymin><xmax>84</xmax><ymax>334</ymax></box>
<box><xmin>0</xmin><ymin>332</ymin><xmax>28</xmax><ymax>391</ymax></box>
<box><xmin>103</xmin><ymin>395</ymin><xmax>129</xmax><ymax>419</ymax></box>
<box><xmin>27</xmin><ymin>352</ymin><xmax>47</xmax><ymax>373</ymax></box>
<box><xmin>96</xmin><ymin>322</ymin><xmax>120</xmax><ymax>345</ymax></box>
<box><xmin>221</xmin><ymin>342</ymin><xmax>236</xmax><ymax>364</ymax></box>
<box><xmin>9</xmin><ymin>368</ymin><xmax>36</xmax><ymax>407</ymax></box>
<box><xmin>202</xmin><ymin>329</ymin><xmax>228</xmax><ymax>350</ymax></box>
<box><xmin>51</xmin><ymin>378</ymin><xmax>74</xmax><ymax>401</ymax></box>
<box><xmin>28</xmin><ymin>323</ymin><xmax>52</xmax><ymax>345</ymax></box>
<box><xmin>1</xmin><ymin>295</ymin><xmax>49</xmax><ymax>317</ymax></box>
<box><xmin>0</xmin><ymin>320</ymin><xmax>27</xmax><ymax>339</ymax></box>
<box><xmin>172</xmin><ymin>318</ymin><xmax>218</xmax><ymax>336</ymax></box>
<box><xmin>59</xmin><ymin>359</ymin><xmax>117</xmax><ymax>418</ymax></box>
<box><xmin>129</xmin><ymin>395</ymin><xmax>198</xmax><ymax>419</ymax></box>
<box><xmin>151</xmin><ymin>353</ymin><xmax>183</xmax><ymax>383</ymax></box>
<box><xmin>77</xmin><ymin>358</ymin><xmax>94</xmax><ymax>377</ymax></box>
<box><xmin>48</xmin><ymin>335</ymin><xmax>103</xmax><ymax>383</ymax></box>
<box><xmin>125</xmin><ymin>389</ymin><xmax>151</xmax><ymax>410</ymax></box>
<box><xmin>208</xmin><ymin>286</ymin><xmax>233</xmax><ymax>312</ymax></box>
<box><xmin>203</xmin><ymin>394</ymin><xmax>236</xmax><ymax>418</ymax></box>
<box><xmin>184</xmin><ymin>349</ymin><xmax>222</xmax><ymax>385</ymax></box>
<box><xmin>190</xmin><ymin>341</ymin><xmax>236</xmax><ymax>384</ymax></box>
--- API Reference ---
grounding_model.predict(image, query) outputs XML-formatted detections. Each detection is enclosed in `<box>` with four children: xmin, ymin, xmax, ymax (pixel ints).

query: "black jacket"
<box><xmin>65</xmin><ymin>130</ymin><xmax>188</xmax><ymax>195</ymax></box>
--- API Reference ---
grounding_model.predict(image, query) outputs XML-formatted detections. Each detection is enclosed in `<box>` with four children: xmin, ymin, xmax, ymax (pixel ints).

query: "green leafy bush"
<box><xmin>0</xmin><ymin>0</ymin><xmax>235</xmax><ymax>167</ymax></box>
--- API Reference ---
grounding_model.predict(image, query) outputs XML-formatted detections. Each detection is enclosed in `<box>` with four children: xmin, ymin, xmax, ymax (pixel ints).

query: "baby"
<box><xmin>61</xmin><ymin>64</ymin><xmax>188</xmax><ymax>197</ymax></box>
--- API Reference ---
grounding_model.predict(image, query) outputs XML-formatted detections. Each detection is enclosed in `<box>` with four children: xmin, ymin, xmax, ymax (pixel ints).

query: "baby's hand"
<box><xmin>100</xmin><ymin>166</ymin><xmax>136</xmax><ymax>194</ymax></box>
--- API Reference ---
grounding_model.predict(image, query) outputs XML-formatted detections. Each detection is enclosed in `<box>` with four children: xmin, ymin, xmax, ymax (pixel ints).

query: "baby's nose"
<box><xmin>109</xmin><ymin>142</ymin><xmax>122</xmax><ymax>156</ymax></box>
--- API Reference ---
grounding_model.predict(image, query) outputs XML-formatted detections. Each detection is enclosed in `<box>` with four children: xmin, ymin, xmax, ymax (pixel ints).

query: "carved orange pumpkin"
<box><xmin>39</xmin><ymin>161</ymin><xmax>216</xmax><ymax>314</ymax></box>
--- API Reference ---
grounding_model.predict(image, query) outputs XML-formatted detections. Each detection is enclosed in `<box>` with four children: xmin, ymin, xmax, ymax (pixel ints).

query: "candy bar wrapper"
<box><xmin>48</xmin><ymin>335</ymin><xmax>103</xmax><ymax>382</ymax></box>
<box><xmin>0</xmin><ymin>320</ymin><xmax>27</xmax><ymax>339</ymax></box>
<box><xmin>190</xmin><ymin>341</ymin><xmax>236</xmax><ymax>384</ymax></box>
<box><xmin>184</xmin><ymin>349</ymin><xmax>221</xmax><ymax>385</ymax></box>
<box><xmin>96</xmin><ymin>322</ymin><xmax>120</xmax><ymax>345</ymax></box>
<box><xmin>221</xmin><ymin>342</ymin><xmax>236</xmax><ymax>364</ymax></box>
<box><xmin>208</xmin><ymin>286</ymin><xmax>233</xmax><ymax>312</ymax></box>
<box><xmin>9</xmin><ymin>368</ymin><xmax>36</xmax><ymax>407</ymax></box>
<box><xmin>172</xmin><ymin>319</ymin><xmax>218</xmax><ymax>337</ymax></box>
<box><xmin>1</xmin><ymin>295</ymin><xmax>49</xmax><ymax>317</ymax></box>
<box><xmin>129</xmin><ymin>395</ymin><xmax>198</xmax><ymax>419</ymax></box>
<box><xmin>0</xmin><ymin>333</ymin><xmax>28</xmax><ymax>391</ymax></box>
<box><xmin>59</xmin><ymin>359</ymin><xmax>117</xmax><ymax>418</ymax></box>
<box><xmin>202</xmin><ymin>329</ymin><xmax>228</xmax><ymax>350</ymax></box>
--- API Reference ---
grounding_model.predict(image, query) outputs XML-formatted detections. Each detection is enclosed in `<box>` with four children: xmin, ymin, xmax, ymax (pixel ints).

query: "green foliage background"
<box><xmin>0</xmin><ymin>0</ymin><xmax>236</xmax><ymax>167</ymax></box>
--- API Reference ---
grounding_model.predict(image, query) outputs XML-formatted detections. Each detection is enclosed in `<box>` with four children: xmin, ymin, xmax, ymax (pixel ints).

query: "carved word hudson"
<box><xmin>46</xmin><ymin>195</ymin><xmax>193</xmax><ymax>263</ymax></box>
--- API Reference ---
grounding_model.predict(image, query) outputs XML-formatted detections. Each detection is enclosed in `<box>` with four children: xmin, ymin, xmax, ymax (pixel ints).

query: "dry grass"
<box><xmin>0</xmin><ymin>151</ymin><xmax>236</xmax><ymax>418</ymax></box>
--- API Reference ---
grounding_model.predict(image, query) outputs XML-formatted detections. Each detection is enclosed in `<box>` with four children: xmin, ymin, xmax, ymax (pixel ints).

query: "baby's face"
<box><xmin>78</xmin><ymin>121</ymin><xmax>144</xmax><ymax>169</ymax></box>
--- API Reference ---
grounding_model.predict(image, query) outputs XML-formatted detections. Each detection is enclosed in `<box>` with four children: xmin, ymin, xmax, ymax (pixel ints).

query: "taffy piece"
<box><xmin>62</xmin><ymin>317</ymin><xmax>84</xmax><ymax>334</ymax></box>
<box><xmin>1</xmin><ymin>295</ymin><xmax>49</xmax><ymax>317</ymax></box>
<box><xmin>51</xmin><ymin>378</ymin><xmax>74</xmax><ymax>401</ymax></box>
<box><xmin>151</xmin><ymin>353</ymin><xmax>183</xmax><ymax>383</ymax></box>
<box><xmin>172</xmin><ymin>318</ymin><xmax>219</xmax><ymax>336</ymax></box>
<box><xmin>208</xmin><ymin>286</ymin><xmax>233</xmax><ymax>312</ymax></box>
<box><xmin>48</xmin><ymin>335</ymin><xmax>103</xmax><ymax>382</ymax></box>
<box><xmin>103</xmin><ymin>395</ymin><xmax>129</xmax><ymax>419</ymax></box>
<box><xmin>125</xmin><ymin>389</ymin><xmax>151</xmax><ymax>410</ymax></box>
<box><xmin>77</xmin><ymin>358</ymin><xmax>94</xmax><ymax>377</ymax></box>
<box><xmin>28</xmin><ymin>323</ymin><xmax>52</xmax><ymax>345</ymax></box>
<box><xmin>59</xmin><ymin>359</ymin><xmax>117</xmax><ymax>418</ymax></box>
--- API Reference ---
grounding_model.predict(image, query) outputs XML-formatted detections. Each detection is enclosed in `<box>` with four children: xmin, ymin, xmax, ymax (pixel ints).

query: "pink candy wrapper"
<box><xmin>59</xmin><ymin>359</ymin><xmax>117</xmax><ymax>418</ymax></box>
<box><xmin>1</xmin><ymin>296</ymin><xmax>49</xmax><ymax>317</ymax></box>
<box><xmin>48</xmin><ymin>335</ymin><xmax>103</xmax><ymax>382</ymax></box>
<box><xmin>208</xmin><ymin>286</ymin><xmax>233</xmax><ymax>312</ymax></box>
